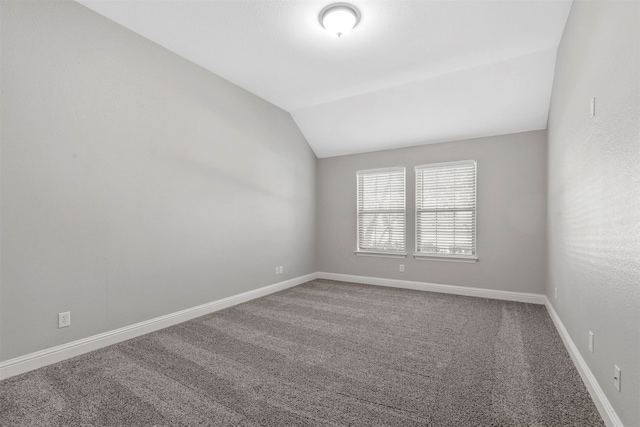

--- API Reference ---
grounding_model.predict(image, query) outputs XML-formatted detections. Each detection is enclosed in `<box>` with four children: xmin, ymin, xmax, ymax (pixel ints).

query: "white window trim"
<box><xmin>413</xmin><ymin>254</ymin><xmax>478</xmax><ymax>263</ymax></box>
<box><xmin>414</xmin><ymin>160</ymin><xmax>477</xmax><ymax>262</ymax></box>
<box><xmin>356</xmin><ymin>166</ymin><xmax>406</xmax><ymax>257</ymax></box>
<box><xmin>355</xmin><ymin>251</ymin><xmax>408</xmax><ymax>258</ymax></box>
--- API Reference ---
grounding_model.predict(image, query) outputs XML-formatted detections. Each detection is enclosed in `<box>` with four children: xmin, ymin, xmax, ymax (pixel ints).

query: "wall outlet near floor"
<box><xmin>275</xmin><ymin>266</ymin><xmax>283</xmax><ymax>275</ymax></box>
<box><xmin>399</xmin><ymin>264</ymin><xmax>404</xmax><ymax>272</ymax></box>
<box><xmin>614</xmin><ymin>365</ymin><xmax>621</xmax><ymax>391</ymax></box>
<box><xmin>588</xmin><ymin>331</ymin><xmax>594</xmax><ymax>352</ymax></box>
<box><xmin>554</xmin><ymin>288</ymin><xmax>558</xmax><ymax>299</ymax></box>
<box><xmin>58</xmin><ymin>311</ymin><xmax>71</xmax><ymax>328</ymax></box>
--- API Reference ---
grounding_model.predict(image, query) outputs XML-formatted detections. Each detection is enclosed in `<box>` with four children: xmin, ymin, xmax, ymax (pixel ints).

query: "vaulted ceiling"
<box><xmin>77</xmin><ymin>0</ymin><xmax>573</xmax><ymax>158</ymax></box>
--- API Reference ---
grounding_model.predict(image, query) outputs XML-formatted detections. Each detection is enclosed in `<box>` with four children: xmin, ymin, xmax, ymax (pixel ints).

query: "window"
<box><xmin>415</xmin><ymin>160</ymin><xmax>477</xmax><ymax>262</ymax></box>
<box><xmin>356</xmin><ymin>167</ymin><xmax>406</xmax><ymax>257</ymax></box>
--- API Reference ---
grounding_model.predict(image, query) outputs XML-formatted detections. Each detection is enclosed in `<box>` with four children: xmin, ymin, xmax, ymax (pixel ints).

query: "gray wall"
<box><xmin>317</xmin><ymin>130</ymin><xmax>547</xmax><ymax>294</ymax></box>
<box><xmin>0</xmin><ymin>1</ymin><xmax>316</xmax><ymax>362</ymax></box>
<box><xmin>547</xmin><ymin>1</ymin><xmax>640</xmax><ymax>425</ymax></box>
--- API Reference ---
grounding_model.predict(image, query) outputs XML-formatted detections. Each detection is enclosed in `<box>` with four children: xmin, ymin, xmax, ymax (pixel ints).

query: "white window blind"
<box><xmin>415</xmin><ymin>160</ymin><xmax>477</xmax><ymax>260</ymax></box>
<box><xmin>356</xmin><ymin>167</ymin><xmax>406</xmax><ymax>256</ymax></box>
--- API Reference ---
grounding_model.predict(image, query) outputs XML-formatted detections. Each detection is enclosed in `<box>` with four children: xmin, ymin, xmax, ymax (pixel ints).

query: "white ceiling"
<box><xmin>77</xmin><ymin>0</ymin><xmax>573</xmax><ymax>158</ymax></box>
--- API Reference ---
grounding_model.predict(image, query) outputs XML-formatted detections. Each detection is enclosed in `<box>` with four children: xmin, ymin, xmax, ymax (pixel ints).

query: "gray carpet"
<box><xmin>0</xmin><ymin>279</ymin><xmax>603</xmax><ymax>426</ymax></box>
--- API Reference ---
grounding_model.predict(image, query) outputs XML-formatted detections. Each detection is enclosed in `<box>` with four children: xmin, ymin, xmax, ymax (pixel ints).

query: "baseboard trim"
<box><xmin>544</xmin><ymin>299</ymin><xmax>622</xmax><ymax>427</ymax></box>
<box><xmin>316</xmin><ymin>272</ymin><xmax>546</xmax><ymax>304</ymax></box>
<box><xmin>0</xmin><ymin>273</ymin><xmax>318</xmax><ymax>380</ymax></box>
<box><xmin>3</xmin><ymin>270</ymin><xmax>616</xmax><ymax>427</ymax></box>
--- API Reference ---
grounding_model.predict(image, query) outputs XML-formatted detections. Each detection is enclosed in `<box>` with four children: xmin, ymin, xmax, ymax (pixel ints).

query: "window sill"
<box><xmin>355</xmin><ymin>251</ymin><xmax>408</xmax><ymax>259</ymax></box>
<box><xmin>413</xmin><ymin>254</ymin><xmax>478</xmax><ymax>263</ymax></box>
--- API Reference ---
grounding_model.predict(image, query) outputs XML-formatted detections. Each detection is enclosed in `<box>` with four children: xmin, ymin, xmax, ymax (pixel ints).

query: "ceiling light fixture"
<box><xmin>319</xmin><ymin>3</ymin><xmax>360</xmax><ymax>38</ymax></box>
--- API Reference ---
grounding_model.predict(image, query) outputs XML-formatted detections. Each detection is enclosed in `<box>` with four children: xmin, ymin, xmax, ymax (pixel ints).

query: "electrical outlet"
<box><xmin>588</xmin><ymin>331</ymin><xmax>594</xmax><ymax>353</ymax></box>
<box><xmin>614</xmin><ymin>365</ymin><xmax>621</xmax><ymax>391</ymax></box>
<box><xmin>399</xmin><ymin>264</ymin><xmax>404</xmax><ymax>272</ymax></box>
<box><xmin>280</xmin><ymin>266</ymin><xmax>284</xmax><ymax>274</ymax></box>
<box><xmin>555</xmin><ymin>288</ymin><xmax>558</xmax><ymax>299</ymax></box>
<box><xmin>58</xmin><ymin>311</ymin><xmax>71</xmax><ymax>328</ymax></box>
<box><xmin>590</xmin><ymin>97</ymin><xmax>596</xmax><ymax>117</ymax></box>
<box><xmin>275</xmin><ymin>266</ymin><xmax>279</xmax><ymax>274</ymax></box>
<box><xmin>275</xmin><ymin>266</ymin><xmax>283</xmax><ymax>275</ymax></box>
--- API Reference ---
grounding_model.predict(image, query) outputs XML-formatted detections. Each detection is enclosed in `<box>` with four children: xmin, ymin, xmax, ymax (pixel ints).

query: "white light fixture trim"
<box><xmin>320</xmin><ymin>3</ymin><xmax>360</xmax><ymax>38</ymax></box>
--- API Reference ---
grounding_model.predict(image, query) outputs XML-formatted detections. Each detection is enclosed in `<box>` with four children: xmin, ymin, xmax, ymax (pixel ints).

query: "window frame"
<box><xmin>414</xmin><ymin>160</ymin><xmax>478</xmax><ymax>263</ymax></box>
<box><xmin>355</xmin><ymin>166</ymin><xmax>407</xmax><ymax>258</ymax></box>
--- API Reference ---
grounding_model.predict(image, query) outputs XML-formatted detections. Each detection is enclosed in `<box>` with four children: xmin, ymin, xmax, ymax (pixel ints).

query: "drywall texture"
<box><xmin>0</xmin><ymin>0</ymin><xmax>316</xmax><ymax>362</ymax></box>
<box><xmin>317</xmin><ymin>131</ymin><xmax>547</xmax><ymax>294</ymax></box>
<box><xmin>547</xmin><ymin>1</ymin><xmax>640</xmax><ymax>425</ymax></box>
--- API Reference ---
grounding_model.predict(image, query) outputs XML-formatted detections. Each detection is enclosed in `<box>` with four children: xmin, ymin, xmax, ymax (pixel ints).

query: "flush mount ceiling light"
<box><xmin>319</xmin><ymin>3</ymin><xmax>360</xmax><ymax>38</ymax></box>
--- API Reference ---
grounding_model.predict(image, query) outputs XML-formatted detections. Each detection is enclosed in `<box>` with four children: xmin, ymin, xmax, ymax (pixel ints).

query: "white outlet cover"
<box><xmin>588</xmin><ymin>331</ymin><xmax>594</xmax><ymax>352</ymax></box>
<box><xmin>58</xmin><ymin>311</ymin><xmax>71</xmax><ymax>328</ymax></box>
<box><xmin>614</xmin><ymin>365</ymin><xmax>621</xmax><ymax>391</ymax></box>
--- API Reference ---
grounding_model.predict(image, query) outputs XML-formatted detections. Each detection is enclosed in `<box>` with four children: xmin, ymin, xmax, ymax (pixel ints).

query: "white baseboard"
<box><xmin>3</xmin><ymin>271</ymin><xmax>618</xmax><ymax>427</ymax></box>
<box><xmin>0</xmin><ymin>273</ymin><xmax>318</xmax><ymax>380</ymax></box>
<box><xmin>544</xmin><ymin>299</ymin><xmax>622</xmax><ymax>427</ymax></box>
<box><xmin>316</xmin><ymin>272</ymin><xmax>546</xmax><ymax>304</ymax></box>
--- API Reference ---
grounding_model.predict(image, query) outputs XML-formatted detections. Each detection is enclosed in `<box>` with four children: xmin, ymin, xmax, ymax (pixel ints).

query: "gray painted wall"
<box><xmin>317</xmin><ymin>131</ymin><xmax>547</xmax><ymax>294</ymax></box>
<box><xmin>547</xmin><ymin>1</ymin><xmax>640</xmax><ymax>425</ymax></box>
<box><xmin>0</xmin><ymin>1</ymin><xmax>316</xmax><ymax>362</ymax></box>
